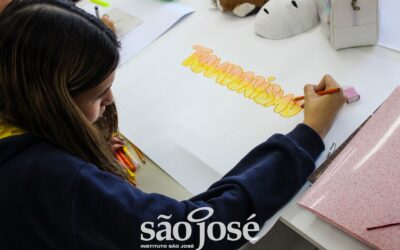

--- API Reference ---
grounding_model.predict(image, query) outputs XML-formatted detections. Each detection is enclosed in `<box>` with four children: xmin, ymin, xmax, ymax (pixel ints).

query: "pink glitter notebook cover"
<box><xmin>298</xmin><ymin>86</ymin><xmax>400</xmax><ymax>250</ymax></box>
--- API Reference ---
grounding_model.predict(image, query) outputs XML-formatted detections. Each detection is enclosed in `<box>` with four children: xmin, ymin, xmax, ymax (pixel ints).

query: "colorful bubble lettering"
<box><xmin>182</xmin><ymin>45</ymin><xmax>302</xmax><ymax>118</ymax></box>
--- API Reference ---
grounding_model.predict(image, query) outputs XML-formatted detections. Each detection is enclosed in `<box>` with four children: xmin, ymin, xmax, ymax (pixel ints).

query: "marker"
<box><xmin>293</xmin><ymin>87</ymin><xmax>341</xmax><ymax>102</ymax></box>
<box><xmin>94</xmin><ymin>6</ymin><xmax>100</xmax><ymax>18</ymax></box>
<box><xmin>90</xmin><ymin>0</ymin><xmax>110</xmax><ymax>7</ymax></box>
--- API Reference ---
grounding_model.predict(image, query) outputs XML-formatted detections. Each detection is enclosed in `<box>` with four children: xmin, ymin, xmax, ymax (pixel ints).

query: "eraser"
<box><xmin>343</xmin><ymin>87</ymin><xmax>360</xmax><ymax>104</ymax></box>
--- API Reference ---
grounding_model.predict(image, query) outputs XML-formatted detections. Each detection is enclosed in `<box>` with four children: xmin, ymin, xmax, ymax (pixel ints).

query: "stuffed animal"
<box><xmin>255</xmin><ymin>0</ymin><xmax>319</xmax><ymax>39</ymax></box>
<box><xmin>212</xmin><ymin>0</ymin><xmax>269</xmax><ymax>17</ymax></box>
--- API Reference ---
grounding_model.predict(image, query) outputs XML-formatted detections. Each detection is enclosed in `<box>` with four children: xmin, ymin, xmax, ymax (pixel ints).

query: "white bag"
<box><xmin>318</xmin><ymin>0</ymin><xmax>379</xmax><ymax>50</ymax></box>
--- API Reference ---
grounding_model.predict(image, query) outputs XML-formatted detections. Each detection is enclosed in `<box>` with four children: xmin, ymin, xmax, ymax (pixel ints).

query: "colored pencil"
<box><xmin>125</xmin><ymin>167</ymin><xmax>136</xmax><ymax>186</ymax></box>
<box><xmin>132</xmin><ymin>143</ymin><xmax>146</xmax><ymax>164</ymax></box>
<box><xmin>115</xmin><ymin>152</ymin><xmax>125</xmax><ymax>166</ymax></box>
<box><xmin>117</xmin><ymin>150</ymin><xmax>136</xmax><ymax>171</ymax></box>
<box><xmin>293</xmin><ymin>87</ymin><xmax>341</xmax><ymax>101</ymax></box>
<box><xmin>122</xmin><ymin>146</ymin><xmax>139</xmax><ymax>168</ymax></box>
<box><xmin>115</xmin><ymin>132</ymin><xmax>146</xmax><ymax>163</ymax></box>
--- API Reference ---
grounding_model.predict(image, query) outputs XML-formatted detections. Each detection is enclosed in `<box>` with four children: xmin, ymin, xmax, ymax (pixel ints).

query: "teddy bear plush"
<box><xmin>212</xmin><ymin>0</ymin><xmax>269</xmax><ymax>17</ymax></box>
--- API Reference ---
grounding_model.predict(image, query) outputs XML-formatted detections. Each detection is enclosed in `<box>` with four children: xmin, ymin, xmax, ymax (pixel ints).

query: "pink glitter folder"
<box><xmin>298</xmin><ymin>86</ymin><xmax>400</xmax><ymax>250</ymax></box>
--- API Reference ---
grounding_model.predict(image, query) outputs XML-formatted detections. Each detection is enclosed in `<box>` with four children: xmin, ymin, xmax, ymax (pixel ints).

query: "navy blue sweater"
<box><xmin>0</xmin><ymin>124</ymin><xmax>323</xmax><ymax>249</ymax></box>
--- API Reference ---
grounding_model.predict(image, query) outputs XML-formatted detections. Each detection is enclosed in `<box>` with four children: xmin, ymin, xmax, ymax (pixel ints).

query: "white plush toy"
<box><xmin>255</xmin><ymin>0</ymin><xmax>319</xmax><ymax>39</ymax></box>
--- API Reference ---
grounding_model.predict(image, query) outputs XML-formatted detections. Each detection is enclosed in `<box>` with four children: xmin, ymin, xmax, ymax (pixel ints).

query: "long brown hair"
<box><xmin>0</xmin><ymin>0</ymin><xmax>132</xmax><ymax>183</ymax></box>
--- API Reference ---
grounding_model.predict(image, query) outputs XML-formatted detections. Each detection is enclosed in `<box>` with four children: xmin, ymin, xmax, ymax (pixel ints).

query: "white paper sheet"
<box><xmin>77</xmin><ymin>0</ymin><xmax>194</xmax><ymax>65</ymax></box>
<box><xmin>378</xmin><ymin>0</ymin><xmax>400</xmax><ymax>52</ymax></box>
<box><xmin>118</xmin><ymin>3</ymin><xmax>194</xmax><ymax>65</ymax></box>
<box><xmin>106</xmin><ymin>8</ymin><xmax>143</xmax><ymax>38</ymax></box>
<box><xmin>114</xmin><ymin>1</ymin><xmax>400</xmax><ymax>196</ymax></box>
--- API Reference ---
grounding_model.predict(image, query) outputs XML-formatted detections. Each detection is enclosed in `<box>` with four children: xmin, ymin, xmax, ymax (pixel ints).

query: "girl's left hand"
<box><xmin>110</xmin><ymin>134</ymin><xmax>124</xmax><ymax>153</ymax></box>
<box><xmin>101</xmin><ymin>14</ymin><xmax>116</xmax><ymax>33</ymax></box>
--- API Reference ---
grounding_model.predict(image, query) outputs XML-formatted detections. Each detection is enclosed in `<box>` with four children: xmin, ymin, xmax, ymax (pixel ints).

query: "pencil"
<box><xmin>131</xmin><ymin>143</ymin><xmax>146</xmax><ymax>164</ymax></box>
<box><xmin>126</xmin><ymin>167</ymin><xmax>136</xmax><ymax>180</ymax></box>
<box><xmin>115</xmin><ymin>151</ymin><xmax>130</xmax><ymax>169</ymax></box>
<box><xmin>122</xmin><ymin>146</ymin><xmax>139</xmax><ymax>167</ymax></box>
<box><xmin>120</xmin><ymin>149</ymin><xmax>136</xmax><ymax>171</ymax></box>
<box><xmin>115</xmin><ymin>152</ymin><xmax>125</xmax><ymax>166</ymax></box>
<box><xmin>117</xmin><ymin>150</ymin><xmax>136</xmax><ymax>171</ymax></box>
<box><xmin>94</xmin><ymin>6</ymin><xmax>100</xmax><ymax>18</ymax></box>
<box><xmin>117</xmin><ymin>132</ymin><xmax>146</xmax><ymax>164</ymax></box>
<box><xmin>124</xmin><ymin>167</ymin><xmax>136</xmax><ymax>186</ymax></box>
<box><xmin>293</xmin><ymin>87</ymin><xmax>341</xmax><ymax>101</ymax></box>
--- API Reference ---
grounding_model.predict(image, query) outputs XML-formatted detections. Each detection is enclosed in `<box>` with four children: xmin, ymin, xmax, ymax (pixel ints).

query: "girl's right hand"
<box><xmin>303</xmin><ymin>74</ymin><xmax>347</xmax><ymax>139</ymax></box>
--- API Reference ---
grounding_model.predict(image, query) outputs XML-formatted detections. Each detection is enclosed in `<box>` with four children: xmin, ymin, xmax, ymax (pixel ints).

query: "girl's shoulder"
<box><xmin>0</xmin><ymin>133</ymin><xmax>92</xmax><ymax>180</ymax></box>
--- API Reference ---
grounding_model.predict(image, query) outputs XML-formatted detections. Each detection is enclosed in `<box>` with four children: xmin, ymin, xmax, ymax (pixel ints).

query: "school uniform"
<box><xmin>0</xmin><ymin>123</ymin><xmax>324</xmax><ymax>249</ymax></box>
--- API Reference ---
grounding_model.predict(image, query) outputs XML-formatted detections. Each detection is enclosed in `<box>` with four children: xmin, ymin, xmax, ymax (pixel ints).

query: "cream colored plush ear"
<box><xmin>213</xmin><ymin>0</ymin><xmax>224</xmax><ymax>12</ymax></box>
<box><xmin>233</xmin><ymin>3</ymin><xmax>256</xmax><ymax>17</ymax></box>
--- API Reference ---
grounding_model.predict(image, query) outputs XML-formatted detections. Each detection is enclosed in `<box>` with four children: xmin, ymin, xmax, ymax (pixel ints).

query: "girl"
<box><xmin>0</xmin><ymin>0</ymin><xmax>345</xmax><ymax>249</ymax></box>
<box><xmin>0</xmin><ymin>0</ymin><xmax>116</xmax><ymax>31</ymax></box>
<box><xmin>0</xmin><ymin>0</ymin><xmax>11</xmax><ymax>12</ymax></box>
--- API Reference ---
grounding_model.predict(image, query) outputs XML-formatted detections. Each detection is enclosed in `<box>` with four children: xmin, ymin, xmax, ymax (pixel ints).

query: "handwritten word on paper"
<box><xmin>182</xmin><ymin>45</ymin><xmax>302</xmax><ymax>118</ymax></box>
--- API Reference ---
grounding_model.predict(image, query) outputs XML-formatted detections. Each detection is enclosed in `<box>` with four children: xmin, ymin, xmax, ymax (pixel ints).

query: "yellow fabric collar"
<box><xmin>0</xmin><ymin>122</ymin><xmax>25</xmax><ymax>140</ymax></box>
